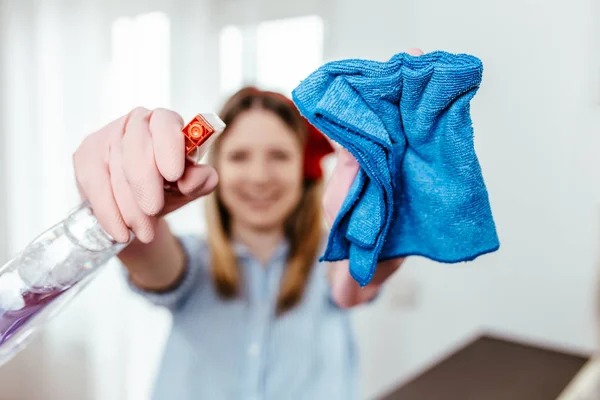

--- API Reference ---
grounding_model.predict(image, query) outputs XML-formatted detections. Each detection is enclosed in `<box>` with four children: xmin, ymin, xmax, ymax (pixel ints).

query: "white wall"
<box><xmin>324</xmin><ymin>0</ymin><xmax>600</xmax><ymax>398</ymax></box>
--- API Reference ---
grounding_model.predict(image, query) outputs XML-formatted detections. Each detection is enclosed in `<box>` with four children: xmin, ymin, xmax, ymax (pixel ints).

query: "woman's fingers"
<box><xmin>323</xmin><ymin>148</ymin><xmax>360</xmax><ymax>226</ymax></box>
<box><xmin>157</xmin><ymin>165</ymin><xmax>219</xmax><ymax>216</ymax></box>
<box><xmin>406</xmin><ymin>48</ymin><xmax>424</xmax><ymax>56</ymax></box>
<box><xmin>148</xmin><ymin>108</ymin><xmax>186</xmax><ymax>182</ymax></box>
<box><xmin>73</xmin><ymin>132</ymin><xmax>130</xmax><ymax>243</ymax></box>
<box><xmin>121</xmin><ymin>107</ymin><xmax>165</xmax><ymax>216</ymax></box>
<box><xmin>74</xmin><ymin>107</ymin><xmax>220</xmax><ymax>243</ymax></box>
<box><xmin>177</xmin><ymin>164</ymin><xmax>219</xmax><ymax>197</ymax></box>
<box><xmin>108</xmin><ymin>136</ymin><xmax>157</xmax><ymax>243</ymax></box>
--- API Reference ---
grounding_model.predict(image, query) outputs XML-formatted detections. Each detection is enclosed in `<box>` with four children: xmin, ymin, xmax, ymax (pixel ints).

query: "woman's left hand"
<box><xmin>322</xmin><ymin>47</ymin><xmax>423</xmax><ymax>308</ymax></box>
<box><xmin>323</xmin><ymin>147</ymin><xmax>406</xmax><ymax>308</ymax></box>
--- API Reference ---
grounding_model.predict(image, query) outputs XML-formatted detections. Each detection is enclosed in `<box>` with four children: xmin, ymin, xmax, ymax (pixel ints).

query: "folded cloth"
<box><xmin>292</xmin><ymin>51</ymin><xmax>499</xmax><ymax>286</ymax></box>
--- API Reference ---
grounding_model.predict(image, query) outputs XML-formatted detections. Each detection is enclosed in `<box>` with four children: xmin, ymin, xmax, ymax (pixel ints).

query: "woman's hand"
<box><xmin>323</xmin><ymin>147</ymin><xmax>406</xmax><ymax>308</ymax></box>
<box><xmin>323</xmin><ymin>48</ymin><xmax>423</xmax><ymax>308</ymax></box>
<box><xmin>73</xmin><ymin>107</ymin><xmax>218</xmax><ymax>244</ymax></box>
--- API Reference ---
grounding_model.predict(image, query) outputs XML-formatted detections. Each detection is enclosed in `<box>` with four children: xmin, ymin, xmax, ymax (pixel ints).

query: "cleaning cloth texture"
<box><xmin>292</xmin><ymin>51</ymin><xmax>499</xmax><ymax>286</ymax></box>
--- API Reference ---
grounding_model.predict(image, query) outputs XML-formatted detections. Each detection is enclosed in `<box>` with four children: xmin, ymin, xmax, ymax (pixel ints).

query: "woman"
<box><xmin>72</xmin><ymin>87</ymin><xmax>407</xmax><ymax>399</ymax></box>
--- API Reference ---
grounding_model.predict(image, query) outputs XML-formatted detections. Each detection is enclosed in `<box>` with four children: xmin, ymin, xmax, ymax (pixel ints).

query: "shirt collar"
<box><xmin>232</xmin><ymin>238</ymin><xmax>290</xmax><ymax>265</ymax></box>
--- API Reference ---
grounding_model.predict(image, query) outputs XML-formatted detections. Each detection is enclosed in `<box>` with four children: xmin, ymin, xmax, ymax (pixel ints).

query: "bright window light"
<box><xmin>218</xmin><ymin>15</ymin><xmax>324</xmax><ymax>98</ymax></box>
<box><xmin>108</xmin><ymin>12</ymin><xmax>171</xmax><ymax>117</ymax></box>
<box><xmin>219</xmin><ymin>25</ymin><xmax>244</xmax><ymax>97</ymax></box>
<box><xmin>256</xmin><ymin>15</ymin><xmax>324</xmax><ymax>96</ymax></box>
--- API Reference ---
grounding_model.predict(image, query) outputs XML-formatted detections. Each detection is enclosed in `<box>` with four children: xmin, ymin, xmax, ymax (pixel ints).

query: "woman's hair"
<box><xmin>204</xmin><ymin>87</ymin><xmax>326</xmax><ymax>315</ymax></box>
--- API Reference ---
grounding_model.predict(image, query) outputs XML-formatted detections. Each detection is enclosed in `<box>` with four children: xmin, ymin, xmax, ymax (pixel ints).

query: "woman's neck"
<box><xmin>231</xmin><ymin>223</ymin><xmax>285</xmax><ymax>265</ymax></box>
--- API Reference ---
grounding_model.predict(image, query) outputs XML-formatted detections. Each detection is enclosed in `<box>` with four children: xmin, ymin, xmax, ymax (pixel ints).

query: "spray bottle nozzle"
<box><xmin>183</xmin><ymin>113</ymin><xmax>226</xmax><ymax>165</ymax></box>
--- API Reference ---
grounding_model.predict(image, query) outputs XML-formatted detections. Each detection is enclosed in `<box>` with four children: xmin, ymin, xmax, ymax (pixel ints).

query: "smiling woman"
<box><xmin>205</xmin><ymin>87</ymin><xmax>327</xmax><ymax>315</ymax></box>
<box><xmin>216</xmin><ymin>109</ymin><xmax>304</xmax><ymax>235</ymax></box>
<box><xmin>108</xmin><ymin>85</ymin><xmax>365</xmax><ymax>399</ymax></box>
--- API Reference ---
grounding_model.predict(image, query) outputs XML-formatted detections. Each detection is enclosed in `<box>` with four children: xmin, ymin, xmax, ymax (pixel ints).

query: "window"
<box><xmin>219</xmin><ymin>15</ymin><xmax>324</xmax><ymax>98</ymax></box>
<box><xmin>108</xmin><ymin>12</ymin><xmax>171</xmax><ymax>116</ymax></box>
<box><xmin>219</xmin><ymin>25</ymin><xmax>245</xmax><ymax>97</ymax></box>
<box><xmin>256</xmin><ymin>15</ymin><xmax>324</xmax><ymax>95</ymax></box>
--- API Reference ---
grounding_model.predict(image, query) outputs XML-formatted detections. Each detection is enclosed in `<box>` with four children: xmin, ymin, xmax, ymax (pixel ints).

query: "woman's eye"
<box><xmin>271</xmin><ymin>150</ymin><xmax>290</xmax><ymax>161</ymax></box>
<box><xmin>227</xmin><ymin>151</ymin><xmax>248</xmax><ymax>162</ymax></box>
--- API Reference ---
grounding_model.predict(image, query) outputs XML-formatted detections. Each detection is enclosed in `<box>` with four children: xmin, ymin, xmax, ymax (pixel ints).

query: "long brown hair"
<box><xmin>204</xmin><ymin>87</ymin><xmax>327</xmax><ymax>315</ymax></box>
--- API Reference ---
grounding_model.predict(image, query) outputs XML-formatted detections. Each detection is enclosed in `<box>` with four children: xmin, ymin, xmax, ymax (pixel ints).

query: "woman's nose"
<box><xmin>246</xmin><ymin>158</ymin><xmax>271</xmax><ymax>183</ymax></box>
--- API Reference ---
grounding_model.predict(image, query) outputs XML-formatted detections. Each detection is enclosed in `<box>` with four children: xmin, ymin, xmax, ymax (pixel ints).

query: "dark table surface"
<box><xmin>378</xmin><ymin>334</ymin><xmax>590</xmax><ymax>400</ymax></box>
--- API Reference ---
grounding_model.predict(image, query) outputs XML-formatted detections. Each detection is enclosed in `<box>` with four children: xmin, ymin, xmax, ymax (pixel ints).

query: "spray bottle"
<box><xmin>0</xmin><ymin>113</ymin><xmax>225</xmax><ymax>366</ymax></box>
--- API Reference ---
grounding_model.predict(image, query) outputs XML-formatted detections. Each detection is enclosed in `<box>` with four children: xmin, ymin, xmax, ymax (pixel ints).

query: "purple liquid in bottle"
<box><xmin>0</xmin><ymin>201</ymin><xmax>128</xmax><ymax>366</ymax></box>
<box><xmin>0</xmin><ymin>288</ymin><xmax>68</xmax><ymax>346</ymax></box>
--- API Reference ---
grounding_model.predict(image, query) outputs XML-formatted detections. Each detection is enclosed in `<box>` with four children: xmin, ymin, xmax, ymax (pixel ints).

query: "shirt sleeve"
<box><xmin>121</xmin><ymin>234</ymin><xmax>205</xmax><ymax>312</ymax></box>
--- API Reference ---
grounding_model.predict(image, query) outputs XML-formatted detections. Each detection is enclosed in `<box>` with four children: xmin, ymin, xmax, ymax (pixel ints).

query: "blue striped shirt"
<box><xmin>124</xmin><ymin>235</ymin><xmax>359</xmax><ymax>400</ymax></box>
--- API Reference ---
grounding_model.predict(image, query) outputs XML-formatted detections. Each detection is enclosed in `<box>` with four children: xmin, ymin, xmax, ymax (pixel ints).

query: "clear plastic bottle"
<box><xmin>0</xmin><ymin>201</ymin><xmax>129</xmax><ymax>365</ymax></box>
<box><xmin>0</xmin><ymin>112</ymin><xmax>225</xmax><ymax>366</ymax></box>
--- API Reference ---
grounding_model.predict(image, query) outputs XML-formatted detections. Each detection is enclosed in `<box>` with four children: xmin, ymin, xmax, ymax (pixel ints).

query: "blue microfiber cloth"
<box><xmin>291</xmin><ymin>51</ymin><xmax>499</xmax><ymax>286</ymax></box>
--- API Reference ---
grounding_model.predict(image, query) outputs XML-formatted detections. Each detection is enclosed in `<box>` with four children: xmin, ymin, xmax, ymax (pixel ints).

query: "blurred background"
<box><xmin>0</xmin><ymin>0</ymin><xmax>599</xmax><ymax>399</ymax></box>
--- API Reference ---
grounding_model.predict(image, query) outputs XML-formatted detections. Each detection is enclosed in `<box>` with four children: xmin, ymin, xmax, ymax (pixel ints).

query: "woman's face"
<box><xmin>217</xmin><ymin>108</ymin><xmax>304</xmax><ymax>232</ymax></box>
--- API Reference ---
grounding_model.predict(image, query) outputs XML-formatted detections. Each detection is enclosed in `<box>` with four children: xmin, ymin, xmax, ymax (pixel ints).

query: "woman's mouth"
<box><xmin>238</xmin><ymin>192</ymin><xmax>280</xmax><ymax>209</ymax></box>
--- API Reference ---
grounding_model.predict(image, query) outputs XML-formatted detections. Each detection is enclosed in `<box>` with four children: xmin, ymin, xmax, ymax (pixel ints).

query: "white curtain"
<box><xmin>0</xmin><ymin>0</ymin><xmax>219</xmax><ymax>399</ymax></box>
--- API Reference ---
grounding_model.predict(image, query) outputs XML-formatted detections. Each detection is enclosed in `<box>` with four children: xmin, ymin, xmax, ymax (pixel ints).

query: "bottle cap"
<box><xmin>182</xmin><ymin>113</ymin><xmax>226</xmax><ymax>164</ymax></box>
